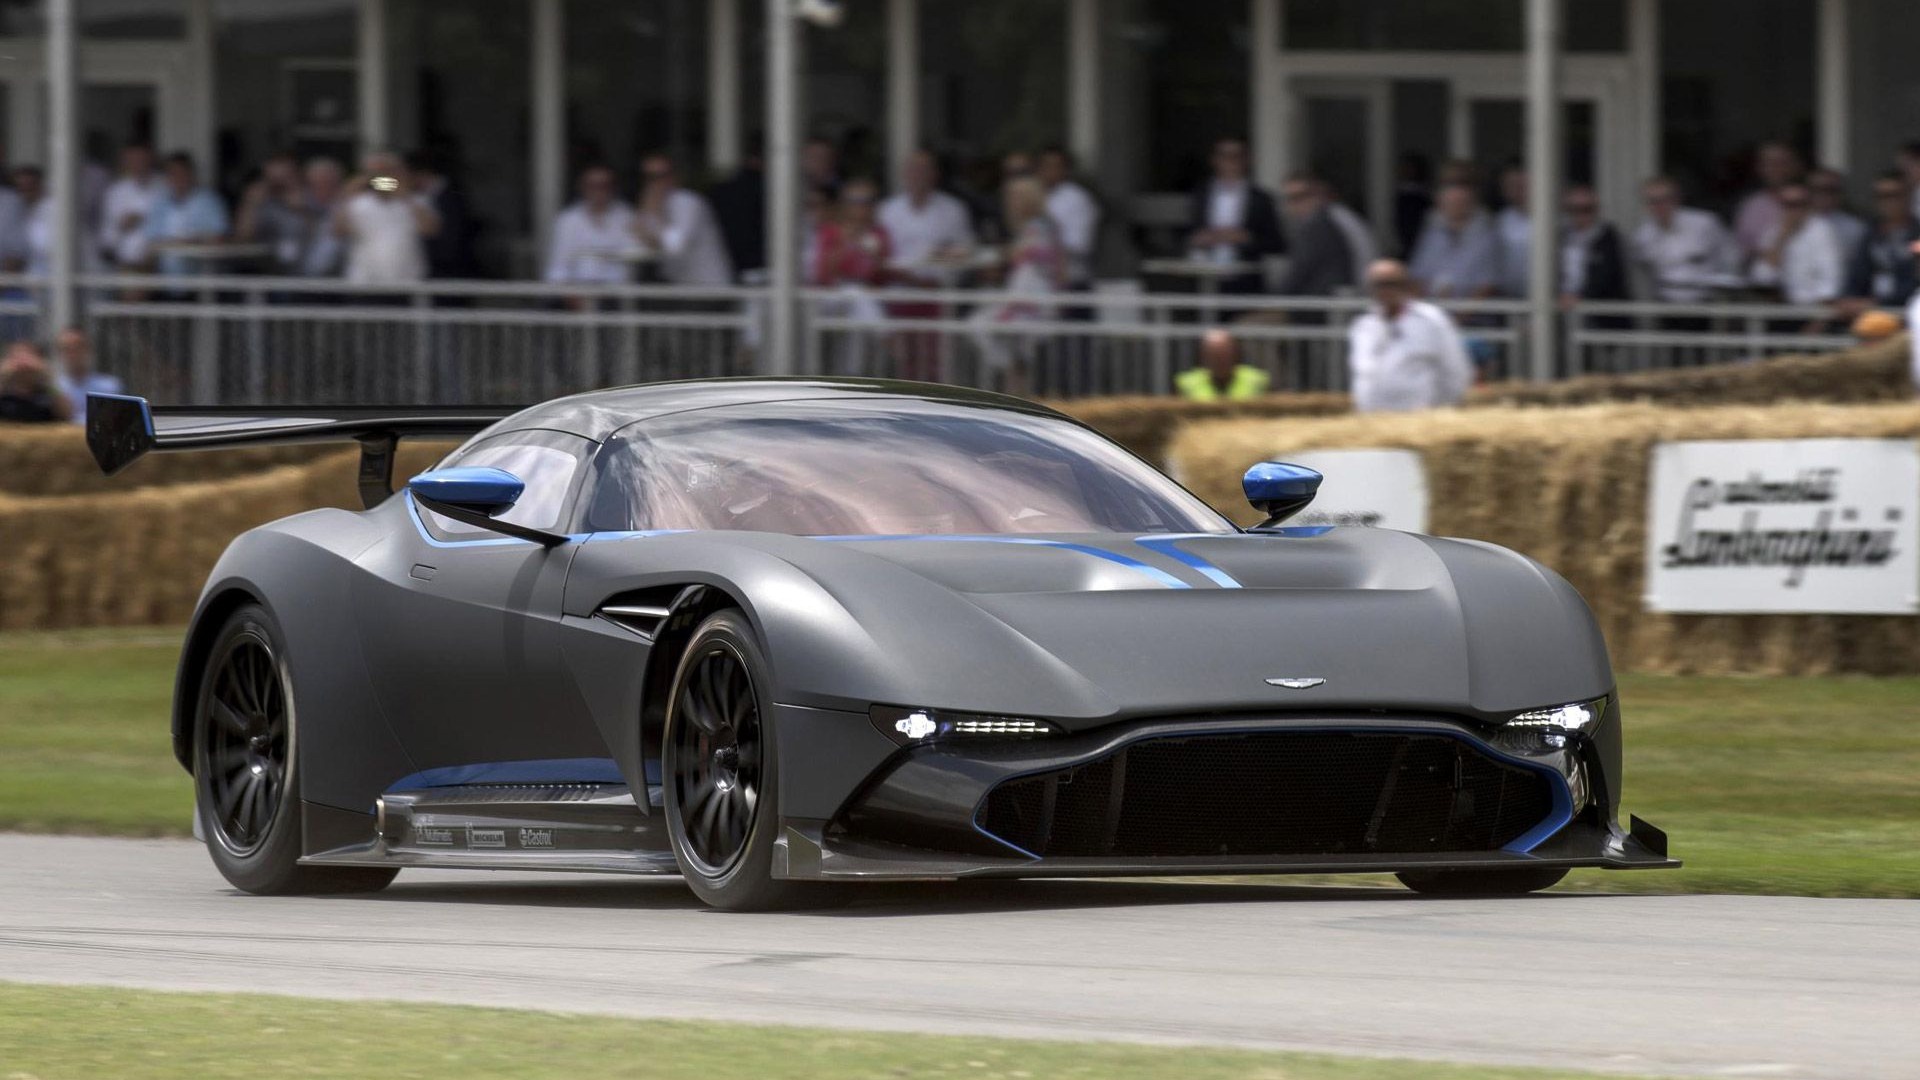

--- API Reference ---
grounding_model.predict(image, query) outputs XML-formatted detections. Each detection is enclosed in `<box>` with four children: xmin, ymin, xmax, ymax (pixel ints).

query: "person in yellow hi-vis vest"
<box><xmin>1174</xmin><ymin>328</ymin><xmax>1271</xmax><ymax>401</ymax></box>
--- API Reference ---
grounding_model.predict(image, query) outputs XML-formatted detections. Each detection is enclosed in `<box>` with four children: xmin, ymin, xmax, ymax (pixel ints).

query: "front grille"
<box><xmin>975</xmin><ymin>729</ymin><xmax>1554</xmax><ymax>859</ymax></box>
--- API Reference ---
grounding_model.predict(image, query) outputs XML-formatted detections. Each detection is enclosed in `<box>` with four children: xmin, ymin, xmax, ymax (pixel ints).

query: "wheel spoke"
<box><xmin>210</xmin><ymin>698</ymin><xmax>250</xmax><ymax>737</ymax></box>
<box><xmin>696</xmin><ymin>784</ymin><xmax>724</xmax><ymax>857</ymax></box>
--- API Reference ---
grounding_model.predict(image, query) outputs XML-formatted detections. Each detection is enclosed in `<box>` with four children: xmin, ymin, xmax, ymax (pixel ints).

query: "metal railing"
<box><xmin>0</xmin><ymin>273</ymin><xmax>1873</xmax><ymax>405</ymax></box>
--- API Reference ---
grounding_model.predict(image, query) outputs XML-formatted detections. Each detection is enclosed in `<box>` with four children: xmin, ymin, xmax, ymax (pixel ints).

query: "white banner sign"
<box><xmin>1645</xmin><ymin>439</ymin><xmax>1920</xmax><ymax>614</ymax></box>
<box><xmin>1283</xmin><ymin>449</ymin><xmax>1429</xmax><ymax>533</ymax></box>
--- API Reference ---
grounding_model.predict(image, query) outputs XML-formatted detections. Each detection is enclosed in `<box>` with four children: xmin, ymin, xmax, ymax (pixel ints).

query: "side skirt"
<box><xmin>299</xmin><ymin>782</ymin><xmax>680</xmax><ymax>876</ymax></box>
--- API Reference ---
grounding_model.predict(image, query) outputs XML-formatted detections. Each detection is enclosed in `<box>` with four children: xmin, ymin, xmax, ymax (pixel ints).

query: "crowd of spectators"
<box><xmin>6</xmin><ymin>130</ymin><xmax>1920</xmax><ymax>419</ymax></box>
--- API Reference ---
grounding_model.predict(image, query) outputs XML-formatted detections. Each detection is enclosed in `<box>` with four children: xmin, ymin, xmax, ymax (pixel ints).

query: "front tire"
<box><xmin>662</xmin><ymin>609</ymin><xmax>805</xmax><ymax>911</ymax></box>
<box><xmin>1396</xmin><ymin>867</ymin><xmax>1568</xmax><ymax>896</ymax></box>
<box><xmin>194</xmin><ymin>604</ymin><xmax>396</xmax><ymax>896</ymax></box>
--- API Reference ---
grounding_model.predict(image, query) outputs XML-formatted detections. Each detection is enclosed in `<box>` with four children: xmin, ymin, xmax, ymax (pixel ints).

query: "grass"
<box><xmin>1</xmin><ymin>628</ymin><xmax>1917</xmax><ymax>897</ymax></box>
<box><xmin>0</xmin><ymin>983</ymin><xmax>1655</xmax><ymax>1080</ymax></box>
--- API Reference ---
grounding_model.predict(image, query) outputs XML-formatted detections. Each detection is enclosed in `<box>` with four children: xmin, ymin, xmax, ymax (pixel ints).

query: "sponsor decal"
<box><xmin>414</xmin><ymin>826</ymin><xmax>454</xmax><ymax>847</ymax></box>
<box><xmin>468</xmin><ymin>826</ymin><xmax>506</xmax><ymax>849</ymax></box>
<box><xmin>1646</xmin><ymin>439</ymin><xmax>1920</xmax><ymax>614</ymax></box>
<box><xmin>518</xmin><ymin>828</ymin><xmax>555</xmax><ymax>849</ymax></box>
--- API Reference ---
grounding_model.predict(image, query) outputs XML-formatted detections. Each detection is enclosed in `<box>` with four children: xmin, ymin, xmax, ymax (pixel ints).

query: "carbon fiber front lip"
<box><xmin>778</xmin><ymin>819</ymin><xmax>1678</xmax><ymax>881</ymax></box>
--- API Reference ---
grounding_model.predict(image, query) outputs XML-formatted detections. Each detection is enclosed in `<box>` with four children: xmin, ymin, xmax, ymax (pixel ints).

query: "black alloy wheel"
<box><xmin>669</xmin><ymin>639</ymin><xmax>764</xmax><ymax>877</ymax></box>
<box><xmin>662</xmin><ymin>609</ymin><xmax>813</xmax><ymax>910</ymax></box>
<box><xmin>194</xmin><ymin>603</ymin><xmax>396</xmax><ymax>896</ymax></box>
<box><xmin>202</xmin><ymin>634</ymin><xmax>289</xmax><ymax>854</ymax></box>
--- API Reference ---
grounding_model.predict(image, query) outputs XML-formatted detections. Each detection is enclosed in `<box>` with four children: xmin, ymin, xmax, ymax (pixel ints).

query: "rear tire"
<box><xmin>1396</xmin><ymin>867</ymin><xmax>1568</xmax><ymax>896</ymax></box>
<box><xmin>662</xmin><ymin>609</ymin><xmax>809</xmax><ymax>911</ymax></box>
<box><xmin>194</xmin><ymin>603</ymin><xmax>396</xmax><ymax>896</ymax></box>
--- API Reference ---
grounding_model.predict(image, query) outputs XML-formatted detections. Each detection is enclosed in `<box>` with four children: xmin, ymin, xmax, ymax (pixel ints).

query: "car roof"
<box><xmin>490</xmin><ymin>377</ymin><xmax>1067</xmax><ymax>442</ymax></box>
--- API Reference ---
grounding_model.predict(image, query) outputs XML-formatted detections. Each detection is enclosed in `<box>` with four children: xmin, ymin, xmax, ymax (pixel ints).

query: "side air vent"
<box><xmin>597</xmin><ymin>602</ymin><xmax>672</xmax><ymax>641</ymax></box>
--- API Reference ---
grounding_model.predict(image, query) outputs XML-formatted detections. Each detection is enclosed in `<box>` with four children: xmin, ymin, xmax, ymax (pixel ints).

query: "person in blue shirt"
<box><xmin>52</xmin><ymin>326</ymin><xmax>122</xmax><ymax>426</ymax></box>
<box><xmin>143</xmin><ymin>152</ymin><xmax>229</xmax><ymax>277</ymax></box>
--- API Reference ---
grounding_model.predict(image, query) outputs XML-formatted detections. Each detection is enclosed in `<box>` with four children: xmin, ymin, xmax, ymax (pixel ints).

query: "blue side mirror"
<box><xmin>1243</xmin><ymin>462</ymin><xmax>1322</xmax><ymax>527</ymax></box>
<box><xmin>408</xmin><ymin>467</ymin><xmax>525</xmax><ymax>514</ymax></box>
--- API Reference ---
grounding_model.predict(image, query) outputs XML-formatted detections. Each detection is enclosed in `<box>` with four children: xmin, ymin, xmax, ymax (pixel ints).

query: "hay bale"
<box><xmin>0</xmin><ymin>441</ymin><xmax>455</xmax><ymax>631</ymax></box>
<box><xmin>0</xmin><ymin>425</ymin><xmax>333</xmax><ymax>497</ymax></box>
<box><xmin>1167</xmin><ymin>401</ymin><xmax>1920</xmax><ymax>676</ymax></box>
<box><xmin>1055</xmin><ymin>393</ymin><xmax>1350</xmax><ymax>465</ymax></box>
<box><xmin>1469</xmin><ymin>336</ymin><xmax>1910</xmax><ymax>409</ymax></box>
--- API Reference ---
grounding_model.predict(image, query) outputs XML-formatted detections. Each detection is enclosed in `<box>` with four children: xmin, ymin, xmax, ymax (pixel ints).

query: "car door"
<box><xmin>354</xmin><ymin>429</ymin><xmax>609</xmax><ymax>779</ymax></box>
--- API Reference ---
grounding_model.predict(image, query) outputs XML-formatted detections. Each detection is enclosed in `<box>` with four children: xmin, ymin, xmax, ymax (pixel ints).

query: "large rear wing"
<box><xmin>85</xmin><ymin>393</ymin><xmax>523</xmax><ymax>508</ymax></box>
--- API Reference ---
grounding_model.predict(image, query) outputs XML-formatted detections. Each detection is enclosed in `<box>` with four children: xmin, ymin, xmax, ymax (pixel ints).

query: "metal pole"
<box><xmin>886</xmin><ymin>0</ymin><xmax>918</xmax><ymax>189</ymax></box>
<box><xmin>708</xmin><ymin>0</ymin><xmax>741</xmax><ymax>174</ymax></box>
<box><xmin>1525</xmin><ymin>0</ymin><xmax>1562</xmax><ymax>382</ymax></box>
<box><xmin>1816</xmin><ymin>0</ymin><xmax>1850</xmax><ymax>173</ymax></box>
<box><xmin>531</xmin><ymin>0</ymin><xmax>564</xmax><ymax>264</ymax></box>
<box><xmin>46</xmin><ymin>0</ymin><xmax>78</xmax><ymax>339</ymax></box>
<box><xmin>357</xmin><ymin>0</ymin><xmax>390</xmax><ymax>157</ymax></box>
<box><xmin>764</xmin><ymin>0</ymin><xmax>800</xmax><ymax>376</ymax></box>
<box><xmin>1067</xmin><ymin>0</ymin><xmax>1098</xmax><ymax>171</ymax></box>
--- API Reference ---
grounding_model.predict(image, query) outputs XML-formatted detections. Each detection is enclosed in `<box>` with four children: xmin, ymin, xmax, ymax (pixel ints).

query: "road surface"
<box><xmin>1</xmin><ymin>834</ymin><xmax>1914</xmax><ymax>1078</ymax></box>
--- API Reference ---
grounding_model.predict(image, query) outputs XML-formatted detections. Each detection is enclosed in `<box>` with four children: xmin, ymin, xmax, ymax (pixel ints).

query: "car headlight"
<box><xmin>1497</xmin><ymin>696</ymin><xmax>1608</xmax><ymax>750</ymax></box>
<box><xmin>869</xmin><ymin>706</ymin><xmax>1059</xmax><ymax>746</ymax></box>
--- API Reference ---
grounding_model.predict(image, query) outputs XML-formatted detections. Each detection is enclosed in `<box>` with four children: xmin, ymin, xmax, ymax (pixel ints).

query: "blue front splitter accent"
<box><xmin>385</xmin><ymin>757</ymin><xmax>627</xmax><ymax>792</ymax></box>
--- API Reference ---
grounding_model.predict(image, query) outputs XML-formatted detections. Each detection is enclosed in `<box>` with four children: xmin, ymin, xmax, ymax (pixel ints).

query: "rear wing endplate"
<box><xmin>85</xmin><ymin>394</ymin><xmax>522</xmax><ymax>508</ymax></box>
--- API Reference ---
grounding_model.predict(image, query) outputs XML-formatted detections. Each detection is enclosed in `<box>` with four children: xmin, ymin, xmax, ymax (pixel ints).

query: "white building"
<box><xmin>0</xmin><ymin>0</ymin><xmax>1909</xmax><ymax>275</ymax></box>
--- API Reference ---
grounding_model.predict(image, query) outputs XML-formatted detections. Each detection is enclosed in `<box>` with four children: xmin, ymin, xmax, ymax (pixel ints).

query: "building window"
<box><xmin>214</xmin><ymin>0</ymin><xmax>358</xmax><ymax>188</ymax></box>
<box><xmin>1098</xmin><ymin>0</ymin><xmax>1250</xmax><ymax>196</ymax></box>
<box><xmin>389</xmin><ymin>0</ymin><xmax>532</xmax><ymax>275</ymax></box>
<box><xmin>1661</xmin><ymin>0</ymin><xmax>1814</xmax><ymax>209</ymax></box>
<box><xmin>564</xmin><ymin>0</ymin><xmax>708</xmax><ymax>187</ymax></box>
<box><xmin>1283</xmin><ymin>0</ymin><xmax>1626</xmax><ymax>54</ymax></box>
<box><xmin>918</xmin><ymin>0</ymin><xmax>1068</xmax><ymax>169</ymax></box>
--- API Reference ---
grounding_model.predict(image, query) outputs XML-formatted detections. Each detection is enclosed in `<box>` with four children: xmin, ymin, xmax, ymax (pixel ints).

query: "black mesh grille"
<box><xmin>976</xmin><ymin>730</ymin><xmax>1555</xmax><ymax>858</ymax></box>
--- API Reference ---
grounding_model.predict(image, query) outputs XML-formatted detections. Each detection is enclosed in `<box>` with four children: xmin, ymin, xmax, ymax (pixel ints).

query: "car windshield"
<box><xmin>586</xmin><ymin>398</ymin><xmax>1234</xmax><ymax>536</ymax></box>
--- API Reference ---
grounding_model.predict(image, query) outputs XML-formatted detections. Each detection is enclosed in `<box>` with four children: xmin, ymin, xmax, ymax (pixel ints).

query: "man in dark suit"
<box><xmin>1276</xmin><ymin>172</ymin><xmax>1355</xmax><ymax>297</ymax></box>
<box><xmin>1558</xmin><ymin>184</ymin><xmax>1629</xmax><ymax>306</ymax></box>
<box><xmin>1186</xmin><ymin>137</ymin><xmax>1284</xmax><ymax>295</ymax></box>
<box><xmin>708</xmin><ymin>144</ymin><xmax>767</xmax><ymax>280</ymax></box>
<box><xmin>1838</xmin><ymin>172</ymin><xmax>1920</xmax><ymax>316</ymax></box>
<box><xmin>407</xmin><ymin>149</ymin><xmax>479</xmax><ymax>279</ymax></box>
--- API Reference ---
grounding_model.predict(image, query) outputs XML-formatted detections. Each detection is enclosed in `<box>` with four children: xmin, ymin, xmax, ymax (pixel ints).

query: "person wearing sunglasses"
<box><xmin>1631</xmin><ymin>176</ymin><xmax>1740</xmax><ymax>304</ymax></box>
<box><xmin>633</xmin><ymin>153</ymin><xmax>734</xmax><ymax>287</ymax></box>
<box><xmin>1345</xmin><ymin>259</ymin><xmax>1473</xmax><ymax>414</ymax></box>
<box><xmin>1185</xmin><ymin>137</ymin><xmax>1284</xmax><ymax>295</ymax></box>
<box><xmin>1835</xmin><ymin>173</ymin><xmax>1920</xmax><ymax>318</ymax></box>
<box><xmin>1748</xmin><ymin>181</ymin><xmax>1844</xmax><ymax>306</ymax></box>
<box><xmin>1558</xmin><ymin>184</ymin><xmax>1629</xmax><ymax>311</ymax></box>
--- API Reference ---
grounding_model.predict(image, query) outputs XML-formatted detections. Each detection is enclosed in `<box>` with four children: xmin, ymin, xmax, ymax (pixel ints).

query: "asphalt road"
<box><xmin>1</xmin><ymin>835</ymin><xmax>1915</xmax><ymax>1079</ymax></box>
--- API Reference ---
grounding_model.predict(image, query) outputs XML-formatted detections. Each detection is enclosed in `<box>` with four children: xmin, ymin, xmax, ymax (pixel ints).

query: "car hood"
<box><xmin>768</xmin><ymin>529</ymin><xmax>1613</xmax><ymax>727</ymax></box>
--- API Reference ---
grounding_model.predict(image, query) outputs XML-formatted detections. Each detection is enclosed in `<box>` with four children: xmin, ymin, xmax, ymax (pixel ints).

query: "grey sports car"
<box><xmin>88</xmin><ymin>379</ymin><xmax>1673</xmax><ymax>909</ymax></box>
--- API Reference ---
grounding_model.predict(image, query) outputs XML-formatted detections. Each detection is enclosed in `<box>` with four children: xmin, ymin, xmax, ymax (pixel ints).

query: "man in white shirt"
<box><xmin>1038</xmin><ymin>147</ymin><xmax>1099</xmax><ymax>288</ymax></box>
<box><xmin>98</xmin><ymin>142</ymin><xmax>167</xmax><ymax>269</ymax></box>
<box><xmin>545</xmin><ymin>164</ymin><xmax>636</xmax><ymax>286</ymax></box>
<box><xmin>1631</xmin><ymin>176</ymin><xmax>1740</xmax><ymax>303</ymax></box>
<box><xmin>878</xmin><ymin>150</ymin><xmax>975</xmax><ymax>285</ymax></box>
<box><xmin>333</xmin><ymin>150</ymin><xmax>439</xmax><ymax>286</ymax></box>
<box><xmin>1346</xmin><ymin>259</ymin><xmax>1474</xmax><ymax>413</ymax></box>
<box><xmin>1749</xmin><ymin>182</ymin><xmax>1843</xmax><ymax>305</ymax></box>
<box><xmin>634</xmin><ymin>155</ymin><xmax>732</xmax><ymax>287</ymax></box>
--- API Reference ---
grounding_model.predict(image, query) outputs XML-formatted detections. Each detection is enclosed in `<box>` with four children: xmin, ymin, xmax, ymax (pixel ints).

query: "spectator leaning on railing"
<box><xmin>545</xmin><ymin>164</ymin><xmax>636</xmax><ymax>289</ymax></box>
<box><xmin>1275</xmin><ymin>172</ymin><xmax>1354</xmax><ymax>298</ymax></box>
<box><xmin>235</xmin><ymin>151</ymin><xmax>310</xmax><ymax>275</ymax></box>
<box><xmin>1631</xmin><ymin>176</ymin><xmax>1740</xmax><ymax>303</ymax></box>
<box><xmin>98</xmin><ymin>141</ymin><xmax>164</xmax><ymax>270</ymax></box>
<box><xmin>144</xmin><ymin>152</ymin><xmax>229</xmax><ymax>278</ymax></box>
<box><xmin>1558</xmin><ymin>184</ymin><xmax>1630</xmax><ymax>308</ymax></box>
<box><xmin>2</xmin><ymin>166</ymin><xmax>47</xmax><ymax>275</ymax></box>
<box><xmin>1408</xmin><ymin>181</ymin><xmax>1501</xmax><ymax>300</ymax></box>
<box><xmin>1835</xmin><ymin>172</ymin><xmax>1920</xmax><ymax>318</ymax></box>
<box><xmin>1748</xmin><ymin>181</ymin><xmax>1843</xmax><ymax>306</ymax></box>
<box><xmin>1346</xmin><ymin>259</ymin><xmax>1473</xmax><ymax>414</ymax></box>
<box><xmin>634</xmin><ymin>154</ymin><xmax>733</xmax><ymax>288</ymax></box>
<box><xmin>1186</xmin><ymin>137</ymin><xmax>1284</xmax><ymax>295</ymax></box>
<box><xmin>1734</xmin><ymin>140</ymin><xmax>1808</xmax><ymax>260</ymax></box>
